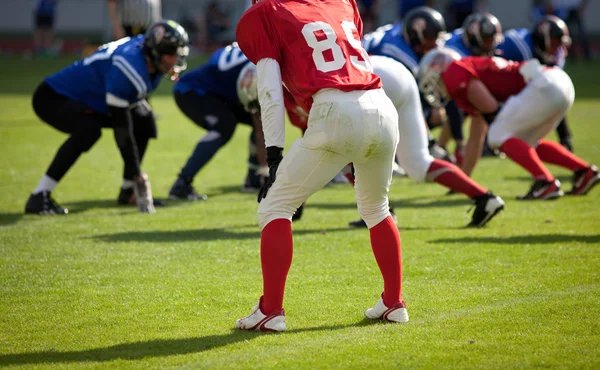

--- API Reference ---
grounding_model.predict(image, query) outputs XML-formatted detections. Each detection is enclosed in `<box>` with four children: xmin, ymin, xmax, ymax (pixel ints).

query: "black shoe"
<box><xmin>168</xmin><ymin>177</ymin><xmax>207</xmax><ymax>201</ymax></box>
<box><xmin>292</xmin><ymin>203</ymin><xmax>304</xmax><ymax>222</ymax></box>
<box><xmin>567</xmin><ymin>165</ymin><xmax>600</xmax><ymax>195</ymax></box>
<box><xmin>516</xmin><ymin>179</ymin><xmax>563</xmax><ymax>200</ymax></box>
<box><xmin>467</xmin><ymin>192</ymin><xmax>504</xmax><ymax>227</ymax></box>
<box><xmin>241</xmin><ymin>170</ymin><xmax>268</xmax><ymax>193</ymax></box>
<box><xmin>25</xmin><ymin>191</ymin><xmax>68</xmax><ymax>215</ymax></box>
<box><xmin>118</xmin><ymin>187</ymin><xmax>168</xmax><ymax>206</ymax></box>
<box><xmin>349</xmin><ymin>207</ymin><xmax>397</xmax><ymax>228</ymax></box>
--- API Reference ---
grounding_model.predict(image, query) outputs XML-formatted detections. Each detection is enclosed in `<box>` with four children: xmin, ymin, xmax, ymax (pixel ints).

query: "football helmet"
<box><xmin>402</xmin><ymin>7</ymin><xmax>447</xmax><ymax>54</ymax></box>
<box><xmin>417</xmin><ymin>48</ymin><xmax>461</xmax><ymax>108</ymax></box>
<box><xmin>143</xmin><ymin>20</ymin><xmax>190</xmax><ymax>79</ymax></box>
<box><xmin>237</xmin><ymin>63</ymin><xmax>259</xmax><ymax>113</ymax></box>
<box><xmin>531</xmin><ymin>15</ymin><xmax>571</xmax><ymax>65</ymax></box>
<box><xmin>461</xmin><ymin>12</ymin><xmax>504</xmax><ymax>56</ymax></box>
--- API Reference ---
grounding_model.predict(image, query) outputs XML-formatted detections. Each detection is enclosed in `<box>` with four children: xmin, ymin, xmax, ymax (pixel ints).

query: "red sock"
<box><xmin>426</xmin><ymin>159</ymin><xmax>487</xmax><ymax>198</ymax></box>
<box><xmin>369</xmin><ymin>216</ymin><xmax>403</xmax><ymax>307</ymax></box>
<box><xmin>536</xmin><ymin>140</ymin><xmax>588</xmax><ymax>171</ymax></box>
<box><xmin>500</xmin><ymin>137</ymin><xmax>554</xmax><ymax>181</ymax></box>
<box><xmin>260</xmin><ymin>219</ymin><xmax>293</xmax><ymax>314</ymax></box>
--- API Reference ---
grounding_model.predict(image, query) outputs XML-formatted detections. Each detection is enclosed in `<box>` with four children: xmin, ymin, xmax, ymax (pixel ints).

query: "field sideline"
<box><xmin>0</xmin><ymin>56</ymin><xmax>599</xmax><ymax>369</ymax></box>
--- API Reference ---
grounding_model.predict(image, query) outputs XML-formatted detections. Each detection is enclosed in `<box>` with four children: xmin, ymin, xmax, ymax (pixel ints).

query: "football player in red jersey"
<box><xmin>418</xmin><ymin>49</ymin><xmax>599</xmax><ymax>200</ymax></box>
<box><xmin>235</xmin><ymin>0</ymin><xmax>408</xmax><ymax>331</ymax></box>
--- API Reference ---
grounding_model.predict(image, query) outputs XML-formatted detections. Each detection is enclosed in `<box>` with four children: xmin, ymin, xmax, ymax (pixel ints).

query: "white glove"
<box><xmin>133</xmin><ymin>173</ymin><xmax>155</xmax><ymax>214</ymax></box>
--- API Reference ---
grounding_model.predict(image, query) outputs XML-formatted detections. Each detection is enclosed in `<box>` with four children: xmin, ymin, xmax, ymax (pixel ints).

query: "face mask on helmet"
<box><xmin>462</xmin><ymin>13</ymin><xmax>503</xmax><ymax>56</ymax></box>
<box><xmin>237</xmin><ymin>63</ymin><xmax>259</xmax><ymax>113</ymax></box>
<box><xmin>144</xmin><ymin>20</ymin><xmax>190</xmax><ymax>80</ymax></box>
<box><xmin>417</xmin><ymin>48</ymin><xmax>461</xmax><ymax>108</ymax></box>
<box><xmin>532</xmin><ymin>15</ymin><xmax>571</xmax><ymax>65</ymax></box>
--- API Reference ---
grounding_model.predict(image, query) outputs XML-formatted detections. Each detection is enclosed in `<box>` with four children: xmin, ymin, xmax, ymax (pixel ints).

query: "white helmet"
<box><xmin>417</xmin><ymin>47</ymin><xmax>461</xmax><ymax>108</ymax></box>
<box><xmin>236</xmin><ymin>63</ymin><xmax>259</xmax><ymax>113</ymax></box>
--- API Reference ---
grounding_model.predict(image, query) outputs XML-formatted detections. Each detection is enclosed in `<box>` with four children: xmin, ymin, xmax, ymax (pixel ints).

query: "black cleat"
<box><xmin>567</xmin><ymin>165</ymin><xmax>600</xmax><ymax>195</ymax></box>
<box><xmin>467</xmin><ymin>192</ymin><xmax>504</xmax><ymax>227</ymax></box>
<box><xmin>167</xmin><ymin>177</ymin><xmax>207</xmax><ymax>201</ymax></box>
<box><xmin>241</xmin><ymin>170</ymin><xmax>268</xmax><ymax>193</ymax></box>
<box><xmin>25</xmin><ymin>191</ymin><xmax>68</xmax><ymax>215</ymax></box>
<box><xmin>349</xmin><ymin>207</ymin><xmax>397</xmax><ymax>228</ymax></box>
<box><xmin>516</xmin><ymin>179</ymin><xmax>563</xmax><ymax>200</ymax></box>
<box><xmin>118</xmin><ymin>187</ymin><xmax>167</xmax><ymax>206</ymax></box>
<box><xmin>292</xmin><ymin>203</ymin><xmax>304</xmax><ymax>222</ymax></box>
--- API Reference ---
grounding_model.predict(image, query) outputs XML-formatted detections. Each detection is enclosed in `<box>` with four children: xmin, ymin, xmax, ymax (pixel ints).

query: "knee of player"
<box><xmin>486</xmin><ymin>126</ymin><xmax>507</xmax><ymax>149</ymax></box>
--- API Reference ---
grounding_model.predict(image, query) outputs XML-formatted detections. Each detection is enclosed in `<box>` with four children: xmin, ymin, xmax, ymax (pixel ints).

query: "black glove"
<box><xmin>258</xmin><ymin>146</ymin><xmax>283</xmax><ymax>203</ymax></box>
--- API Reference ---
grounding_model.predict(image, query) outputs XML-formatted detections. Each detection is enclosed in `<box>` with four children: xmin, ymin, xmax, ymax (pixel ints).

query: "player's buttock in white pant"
<box><xmin>258</xmin><ymin>88</ymin><xmax>399</xmax><ymax>230</ymax></box>
<box><xmin>488</xmin><ymin>65</ymin><xmax>575</xmax><ymax>149</ymax></box>
<box><xmin>371</xmin><ymin>55</ymin><xmax>433</xmax><ymax>182</ymax></box>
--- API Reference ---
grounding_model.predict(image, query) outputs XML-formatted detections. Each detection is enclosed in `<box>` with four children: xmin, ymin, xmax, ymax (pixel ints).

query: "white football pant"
<box><xmin>371</xmin><ymin>55</ymin><xmax>434</xmax><ymax>181</ymax></box>
<box><xmin>488</xmin><ymin>66</ymin><xmax>575</xmax><ymax>149</ymax></box>
<box><xmin>258</xmin><ymin>88</ymin><xmax>399</xmax><ymax>229</ymax></box>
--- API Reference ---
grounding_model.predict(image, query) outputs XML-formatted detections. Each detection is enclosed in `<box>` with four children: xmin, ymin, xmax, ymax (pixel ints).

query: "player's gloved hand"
<box><xmin>258</xmin><ymin>146</ymin><xmax>283</xmax><ymax>203</ymax></box>
<box><xmin>134</xmin><ymin>173</ymin><xmax>156</xmax><ymax>214</ymax></box>
<box><xmin>429</xmin><ymin>139</ymin><xmax>455</xmax><ymax>164</ymax></box>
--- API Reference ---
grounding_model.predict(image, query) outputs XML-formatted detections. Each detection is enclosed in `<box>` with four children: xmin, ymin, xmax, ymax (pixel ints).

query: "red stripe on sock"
<box><xmin>500</xmin><ymin>137</ymin><xmax>554</xmax><ymax>181</ymax></box>
<box><xmin>427</xmin><ymin>159</ymin><xmax>487</xmax><ymax>198</ymax></box>
<box><xmin>536</xmin><ymin>140</ymin><xmax>588</xmax><ymax>171</ymax></box>
<box><xmin>260</xmin><ymin>219</ymin><xmax>293</xmax><ymax>314</ymax></box>
<box><xmin>369</xmin><ymin>216</ymin><xmax>403</xmax><ymax>307</ymax></box>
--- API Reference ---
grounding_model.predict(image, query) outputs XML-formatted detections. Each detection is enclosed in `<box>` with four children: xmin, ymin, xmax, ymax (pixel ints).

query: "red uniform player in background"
<box><xmin>235</xmin><ymin>0</ymin><xmax>408</xmax><ymax>332</ymax></box>
<box><xmin>418</xmin><ymin>50</ymin><xmax>599</xmax><ymax>200</ymax></box>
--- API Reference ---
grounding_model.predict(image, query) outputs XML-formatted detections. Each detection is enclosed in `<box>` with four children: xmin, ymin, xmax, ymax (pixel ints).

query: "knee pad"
<box><xmin>357</xmin><ymin>200</ymin><xmax>391</xmax><ymax>229</ymax></box>
<box><xmin>72</xmin><ymin>127</ymin><xmax>102</xmax><ymax>152</ymax></box>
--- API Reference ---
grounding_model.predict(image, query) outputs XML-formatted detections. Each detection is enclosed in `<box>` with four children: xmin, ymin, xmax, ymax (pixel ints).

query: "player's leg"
<box><xmin>26</xmin><ymin>82</ymin><xmax>103</xmax><ymax>214</ymax></box>
<box><xmin>169</xmin><ymin>92</ymin><xmax>234</xmax><ymax>200</ymax></box>
<box><xmin>350</xmin><ymin>89</ymin><xmax>408</xmax><ymax>323</ymax></box>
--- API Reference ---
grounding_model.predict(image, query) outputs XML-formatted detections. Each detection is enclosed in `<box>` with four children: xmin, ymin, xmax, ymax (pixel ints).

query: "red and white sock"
<box><xmin>500</xmin><ymin>137</ymin><xmax>554</xmax><ymax>181</ymax></box>
<box><xmin>536</xmin><ymin>140</ymin><xmax>588</xmax><ymax>171</ymax></box>
<box><xmin>260</xmin><ymin>219</ymin><xmax>293</xmax><ymax>314</ymax></box>
<box><xmin>369</xmin><ymin>216</ymin><xmax>403</xmax><ymax>307</ymax></box>
<box><xmin>426</xmin><ymin>159</ymin><xmax>487</xmax><ymax>198</ymax></box>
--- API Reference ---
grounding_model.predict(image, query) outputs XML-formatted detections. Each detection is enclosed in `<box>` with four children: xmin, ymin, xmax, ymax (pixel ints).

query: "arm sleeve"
<box><xmin>256</xmin><ymin>58</ymin><xmax>285</xmax><ymax>148</ymax></box>
<box><xmin>109</xmin><ymin>105</ymin><xmax>141</xmax><ymax>178</ymax></box>
<box><xmin>236</xmin><ymin>4</ymin><xmax>281</xmax><ymax>64</ymax></box>
<box><xmin>442</xmin><ymin>62</ymin><xmax>478</xmax><ymax>115</ymax></box>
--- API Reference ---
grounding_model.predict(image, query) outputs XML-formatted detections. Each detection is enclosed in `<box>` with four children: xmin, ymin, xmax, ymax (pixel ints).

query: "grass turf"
<box><xmin>0</xmin><ymin>56</ymin><xmax>599</xmax><ymax>369</ymax></box>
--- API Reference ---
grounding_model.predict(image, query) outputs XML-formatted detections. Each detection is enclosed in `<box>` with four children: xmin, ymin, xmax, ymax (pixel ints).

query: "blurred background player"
<box><xmin>33</xmin><ymin>0</ymin><xmax>58</xmax><ymax>56</ymax></box>
<box><xmin>168</xmin><ymin>42</ymin><xmax>267</xmax><ymax>200</ymax></box>
<box><xmin>418</xmin><ymin>49</ymin><xmax>599</xmax><ymax>199</ymax></box>
<box><xmin>107</xmin><ymin>0</ymin><xmax>162</xmax><ymax>39</ymax></box>
<box><xmin>445</xmin><ymin>0</ymin><xmax>485</xmax><ymax>30</ymax></box>
<box><xmin>235</xmin><ymin>0</ymin><xmax>408</xmax><ymax>331</ymax></box>
<box><xmin>497</xmin><ymin>15</ymin><xmax>575</xmax><ymax>151</ymax></box>
<box><xmin>25</xmin><ymin>21</ymin><xmax>190</xmax><ymax>215</ymax></box>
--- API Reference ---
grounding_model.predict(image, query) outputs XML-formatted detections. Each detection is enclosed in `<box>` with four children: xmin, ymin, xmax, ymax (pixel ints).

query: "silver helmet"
<box><xmin>236</xmin><ymin>63</ymin><xmax>259</xmax><ymax>113</ymax></box>
<box><xmin>417</xmin><ymin>47</ymin><xmax>461</xmax><ymax>108</ymax></box>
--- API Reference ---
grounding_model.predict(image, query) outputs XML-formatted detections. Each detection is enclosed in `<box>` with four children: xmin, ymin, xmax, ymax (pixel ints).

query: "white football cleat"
<box><xmin>365</xmin><ymin>298</ymin><xmax>409</xmax><ymax>323</ymax></box>
<box><xmin>236</xmin><ymin>300</ymin><xmax>286</xmax><ymax>332</ymax></box>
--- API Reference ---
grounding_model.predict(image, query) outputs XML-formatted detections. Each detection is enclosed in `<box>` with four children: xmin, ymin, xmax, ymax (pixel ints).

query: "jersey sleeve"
<box><xmin>442</xmin><ymin>61</ymin><xmax>478</xmax><ymax>114</ymax></box>
<box><xmin>352</xmin><ymin>0</ymin><xmax>363</xmax><ymax>37</ymax></box>
<box><xmin>105</xmin><ymin>55</ymin><xmax>148</xmax><ymax>107</ymax></box>
<box><xmin>236</xmin><ymin>3</ymin><xmax>281</xmax><ymax>65</ymax></box>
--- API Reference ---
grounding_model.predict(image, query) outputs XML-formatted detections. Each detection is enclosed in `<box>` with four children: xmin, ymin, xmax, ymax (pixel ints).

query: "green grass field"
<box><xmin>0</xmin><ymin>56</ymin><xmax>599</xmax><ymax>369</ymax></box>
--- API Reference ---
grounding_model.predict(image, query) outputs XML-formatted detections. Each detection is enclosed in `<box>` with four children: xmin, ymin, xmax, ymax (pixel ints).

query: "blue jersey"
<box><xmin>174</xmin><ymin>43</ymin><xmax>251</xmax><ymax>106</ymax></box>
<box><xmin>496</xmin><ymin>28</ymin><xmax>566</xmax><ymax>68</ymax></box>
<box><xmin>444</xmin><ymin>29</ymin><xmax>471</xmax><ymax>57</ymax></box>
<box><xmin>34</xmin><ymin>0</ymin><xmax>57</xmax><ymax>16</ymax></box>
<box><xmin>45</xmin><ymin>36</ymin><xmax>161</xmax><ymax>114</ymax></box>
<box><xmin>363</xmin><ymin>24</ymin><xmax>420</xmax><ymax>76</ymax></box>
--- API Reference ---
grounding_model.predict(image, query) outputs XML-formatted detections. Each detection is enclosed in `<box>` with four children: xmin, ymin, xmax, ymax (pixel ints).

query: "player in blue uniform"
<box><xmin>25</xmin><ymin>20</ymin><xmax>190</xmax><ymax>215</ymax></box>
<box><xmin>168</xmin><ymin>42</ymin><xmax>266</xmax><ymax>200</ymax></box>
<box><xmin>496</xmin><ymin>15</ymin><xmax>574</xmax><ymax>151</ymax></box>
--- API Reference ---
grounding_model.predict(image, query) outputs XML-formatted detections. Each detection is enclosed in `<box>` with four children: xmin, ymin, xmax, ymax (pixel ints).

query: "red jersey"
<box><xmin>236</xmin><ymin>0</ymin><xmax>381</xmax><ymax>113</ymax></box>
<box><xmin>284</xmin><ymin>89</ymin><xmax>309</xmax><ymax>133</ymax></box>
<box><xmin>441</xmin><ymin>57</ymin><xmax>527</xmax><ymax>115</ymax></box>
